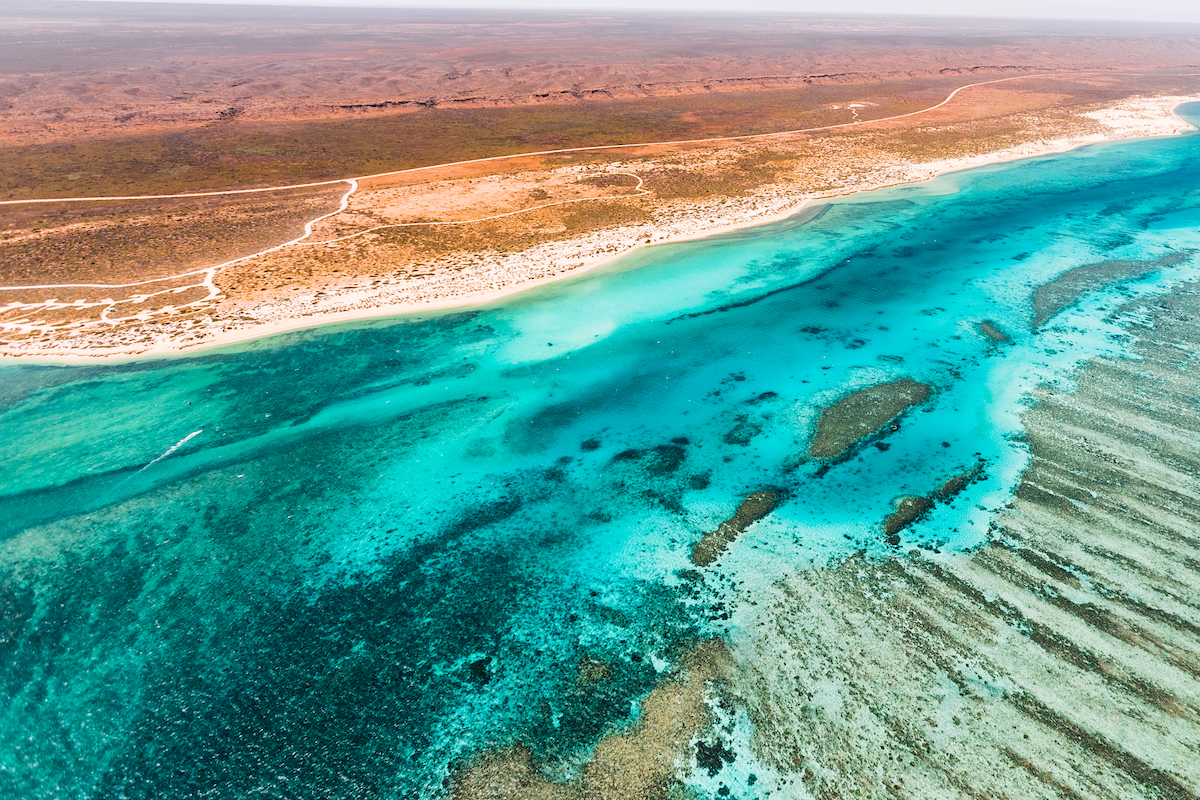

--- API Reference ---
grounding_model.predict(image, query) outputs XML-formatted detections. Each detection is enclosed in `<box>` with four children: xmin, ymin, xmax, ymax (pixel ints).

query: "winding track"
<box><xmin>0</xmin><ymin>74</ymin><xmax>1060</xmax><ymax>332</ymax></box>
<box><xmin>295</xmin><ymin>171</ymin><xmax>650</xmax><ymax>247</ymax></box>
<box><xmin>0</xmin><ymin>74</ymin><xmax>1050</xmax><ymax>208</ymax></box>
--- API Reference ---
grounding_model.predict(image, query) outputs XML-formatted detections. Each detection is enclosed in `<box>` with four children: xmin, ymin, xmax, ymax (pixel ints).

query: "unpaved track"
<box><xmin>0</xmin><ymin>74</ymin><xmax>1053</xmax><ymax>209</ymax></box>
<box><xmin>0</xmin><ymin>73</ymin><xmax>1114</xmax><ymax>331</ymax></box>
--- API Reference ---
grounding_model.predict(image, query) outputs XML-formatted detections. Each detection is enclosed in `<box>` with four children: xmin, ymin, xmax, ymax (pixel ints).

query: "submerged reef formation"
<box><xmin>977</xmin><ymin>320</ymin><xmax>1011</xmax><ymax>343</ymax></box>
<box><xmin>882</xmin><ymin>463</ymin><xmax>986</xmax><ymax>544</ymax></box>
<box><xmin>807</xmin><ymin>378</ymin><xmax>931</xmax><ymax>461</ymax></box>
<box><xmin>692</xmin><ymin>491</ymin><xmax>780</xmax><ymax>567</ymax></box>
<box><xmin>452</xmin><ymin>640</ymin><xmax>733</xmax><ymax>800</ymax></box>
<box><xmin>733</xmin><ymin>284</ymin><xmax>1200</xmax><ymax>799</ymax></box>
<box><xmin>1031</xmin><ymin>251</ymin><xmax>1194</xmax><ymax>328</ymax></box>
<box><xmin>881</xmin><ymin>494</ymin><xmax>935</xmax><ymax>539</ymax></box>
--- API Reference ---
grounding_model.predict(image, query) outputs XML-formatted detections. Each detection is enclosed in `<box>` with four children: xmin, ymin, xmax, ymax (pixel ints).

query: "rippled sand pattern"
<box><xmin>737</xmin><ymin>285</ymin><xmax>1200</xmax><ymax>799</ymax></box>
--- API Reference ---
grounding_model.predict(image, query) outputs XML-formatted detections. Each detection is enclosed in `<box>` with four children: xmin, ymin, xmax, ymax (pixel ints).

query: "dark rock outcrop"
<box><xmin>808</xmin><ymin>379</ymin><xmax>931</xmax><ymax>461</ymax></box>
<box><xmin>692</xmin><ymin>491</ymin><xmax>779</xmax><ymax>566</ymax></box>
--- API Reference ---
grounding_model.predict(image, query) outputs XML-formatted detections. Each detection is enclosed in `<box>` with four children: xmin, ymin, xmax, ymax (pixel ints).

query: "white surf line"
<box><xmin>0</xmin><ymin>73</ymin><xmax>1056</xmax><ymax>208</ymax></box>
<box><xmin>295</xmin><ymin>172</ymin><xmax>651</xmax><ymax>246</ymax></box>
<box><xmin>138</xmin><ymin>429</ymin><xmax>203</xmax><ymax>472</ymax></box>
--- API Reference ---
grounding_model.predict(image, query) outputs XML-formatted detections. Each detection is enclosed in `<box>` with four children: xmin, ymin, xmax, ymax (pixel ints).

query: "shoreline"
<box><xmin>4</xmin><ymin>94</ymin><xmax>1196</xmax><ymax>366</ymax></box>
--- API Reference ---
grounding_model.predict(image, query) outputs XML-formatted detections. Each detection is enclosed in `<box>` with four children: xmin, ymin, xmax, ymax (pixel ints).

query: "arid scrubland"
<box><xmin>3</xmin><ymin>5</ymin><xmax>1200</xmax><ymax>356</ymax></box>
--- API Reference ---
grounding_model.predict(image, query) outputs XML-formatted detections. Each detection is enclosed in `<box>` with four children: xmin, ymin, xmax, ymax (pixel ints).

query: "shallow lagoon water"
<box><xmin>3</xmin><ymin>106</ymin><xmax>1200</xmax><ymax>798</ymax></box>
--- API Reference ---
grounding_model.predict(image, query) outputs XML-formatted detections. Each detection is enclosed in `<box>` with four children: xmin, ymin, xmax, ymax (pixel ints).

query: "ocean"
<box><xmin>2</xmin><ymin>104</ymin><xmax>1199</xmax><ymax>799</ymax></box>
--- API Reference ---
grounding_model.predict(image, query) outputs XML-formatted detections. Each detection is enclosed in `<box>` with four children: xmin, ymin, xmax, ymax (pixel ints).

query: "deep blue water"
<box><xmin>3</xmin><ymin>105</ymin><xmax>1200</xmax><ymax>799</ymax></box>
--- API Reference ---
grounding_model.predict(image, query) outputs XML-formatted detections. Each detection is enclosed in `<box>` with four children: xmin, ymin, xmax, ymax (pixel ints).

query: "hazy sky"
<box><xmin>82</xmin><ymin>0</ymin><xmax>1200</xmax><ymax>25</ymax></box>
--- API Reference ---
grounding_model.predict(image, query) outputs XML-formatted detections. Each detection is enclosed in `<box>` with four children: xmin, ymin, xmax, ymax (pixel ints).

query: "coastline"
<box><xmin>4</xmin><ymin>94</ymin><xmax>1196</xmax><ymax>365</ymax></box>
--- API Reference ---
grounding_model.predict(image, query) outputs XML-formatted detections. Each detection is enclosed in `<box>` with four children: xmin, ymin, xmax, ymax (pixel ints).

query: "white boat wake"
<box><xmin>139</xmin><ymin>429</ymin><xmax>204</xmax><ymax>472</ymax></box>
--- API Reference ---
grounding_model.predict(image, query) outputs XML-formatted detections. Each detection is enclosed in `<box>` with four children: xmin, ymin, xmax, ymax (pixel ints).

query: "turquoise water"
<box><xmin>3</xmin><ymin>106</ymin><xmax>1200</xmax><ymax>798</ymax></box>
